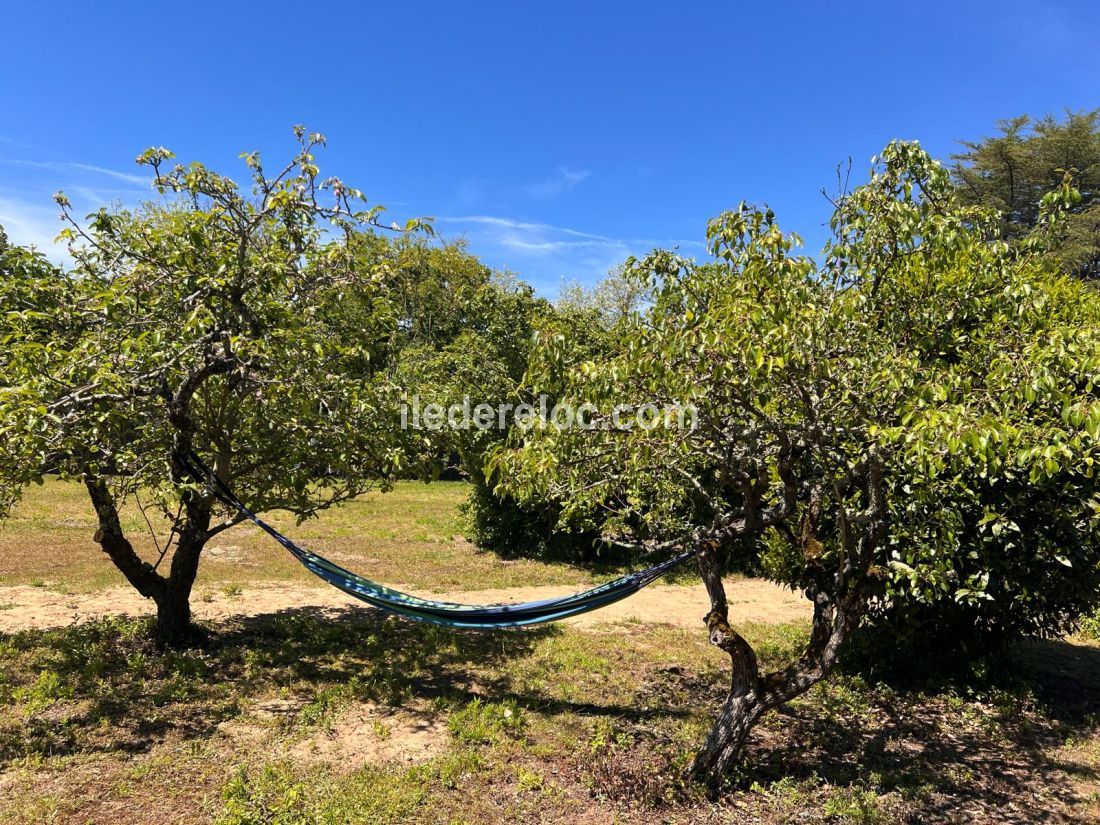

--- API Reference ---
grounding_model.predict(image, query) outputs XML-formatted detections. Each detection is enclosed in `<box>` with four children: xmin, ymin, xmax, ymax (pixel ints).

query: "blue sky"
<box><xmin>0</xmin><ymin>1</ymin><xmax>1096</xmax><ymax>294</ymax></box>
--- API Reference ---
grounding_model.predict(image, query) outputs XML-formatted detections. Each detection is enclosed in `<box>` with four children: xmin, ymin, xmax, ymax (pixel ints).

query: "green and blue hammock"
<box><xmin>182</xmin><ymin>453</ymin><xmax>698</xmax><ymax>629</ymax></box>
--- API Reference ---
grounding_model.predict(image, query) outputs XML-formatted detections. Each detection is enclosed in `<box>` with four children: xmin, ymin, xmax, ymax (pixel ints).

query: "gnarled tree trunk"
<box><xmin>690</xmin><ymin>545</ymin><xmax>862</xmax><ymax>787</ymax></box>
<box><xmin>85</xmin><ymin>474</ymin><xmax>211</xmax><ymax>647</ymax></box>
<box><xmin>691</xmin><ymin>546</ymin><xmax>768</xmax><ymax>784</ymax></box>
<box><xmin>156</xmin><ymin>477</ymin><xmax>211</xmax><ymax>644</ymax></box>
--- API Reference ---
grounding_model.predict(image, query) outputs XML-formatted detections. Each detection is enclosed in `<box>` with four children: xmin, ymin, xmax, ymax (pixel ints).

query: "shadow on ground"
<box><xmin>0</xmin><ymin>605</ymin><xmax>555</xmax><ymax>762</ymax></box>
<box><xmin>722</xmin><ymin>636</ymin><xmax>1100</xmax><ymax>823</ymax></box>
<box><xmin>3</xmin><ymin>609</ymin><xmax>1100</xmax><ymax>824</ymax></box>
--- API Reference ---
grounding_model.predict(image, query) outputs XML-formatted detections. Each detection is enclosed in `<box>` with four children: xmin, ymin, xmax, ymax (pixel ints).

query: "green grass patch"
<box><xmin>217</xmin><ymin>761</ymin><xmax>426</xmax><ymax>825</ymax></box>
<box><xmin>448</xmin><ymin>697</ymin><xmax>525</xmax><ymax>745</ymax></box>
<box><xmin>0</xmin><ymin>478</ymin><xmax>622</xmax><ymax>592</ymax></box>
<box><xmin>0</xmin><ymin>480</ymin><xmax>1099</xmax><ymax>823</ymax></box>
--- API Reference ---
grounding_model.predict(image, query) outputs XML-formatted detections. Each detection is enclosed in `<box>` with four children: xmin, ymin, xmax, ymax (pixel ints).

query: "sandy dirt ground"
<box><xmin>0</xmin><ymin>579</ymin><xmax>811</xmax><ymax>634</ymax></box>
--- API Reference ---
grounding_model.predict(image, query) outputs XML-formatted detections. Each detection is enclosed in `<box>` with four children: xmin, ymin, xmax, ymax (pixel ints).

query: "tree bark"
<box><xmin>153</xmin><ymin>582</ymin><xmax>197</xmax><ymax>645</ymax></box>
<box><xmin>85</xmin><ymin>477</ymin><xmax>167</xmax><ymax>602</ymax></box>
<box><xmin>689</xmin><ymin>543</ymin><xmax>861</xmax><ymax>788</ymax></box>
<box><xmin>86</xmin><ymin>473</ymin><xmax>211</xmax><ymax>647</ymax></box>
<box><xmin>691</xmin><ymin>545</ymin><xmax>767</xmax><ymax>786</ymax></box>
<box><xmin>155</xmin><ymin>499</ymin><xmax>211</xmax><ymax>646</ymax></box>
<box><xmin>693</xmin><ymin>692</ymin><xmax>766</xmax><ymax>783</ymax></box>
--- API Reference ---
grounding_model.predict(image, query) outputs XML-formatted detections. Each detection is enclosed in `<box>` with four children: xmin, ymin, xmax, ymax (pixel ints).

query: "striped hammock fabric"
<box><xmin>182</xmin><ymin>453</ymin><xmax>699</xmax><ymax>629</ymax></box>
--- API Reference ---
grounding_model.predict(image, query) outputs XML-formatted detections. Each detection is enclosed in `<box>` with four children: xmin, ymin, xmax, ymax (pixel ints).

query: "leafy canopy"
<box><xmin>493</xmin><ymin>140</ymin><xmax>1100</xmax><ymax>642</ymax></box>
<box><xmin>0</xmin><ymin>126</ymin><xmax>428</xmax><ymax>533</ymax></box>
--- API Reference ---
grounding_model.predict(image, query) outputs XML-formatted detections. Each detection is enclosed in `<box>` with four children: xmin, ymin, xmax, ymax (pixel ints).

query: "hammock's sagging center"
<box><xmin>182</xmin><ymin>452</ymin><xmax>698</xmax><ymax>629</ymax></box>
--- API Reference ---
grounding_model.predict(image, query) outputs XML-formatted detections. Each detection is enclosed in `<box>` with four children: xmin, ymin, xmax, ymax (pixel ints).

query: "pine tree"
<box><xmin>953</xmin><ymin>109</ymin><xmax>1100</xmax><ymax>278</ymax></box>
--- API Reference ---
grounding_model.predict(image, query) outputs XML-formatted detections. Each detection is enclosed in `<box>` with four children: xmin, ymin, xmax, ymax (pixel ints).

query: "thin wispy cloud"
<box><xmin>0</xmin><ymin>163</ymin><xmax>148</xmax><ymax>264</ymax></box>
<box><xmin>70</xmin><ymin>162</ymin><xmax>149</xmax><ymax>187</ymax></box>
<box><xmin>442</xmin><ymin>215</ymin><xmax>616</xmax><ymax>243</ymax></box>
<box><xmin>497</xmin><ymin>236</ymin><xmax>621</xmax><ymax>253</ymax></box>
<box><xmin>0</xmin><ymin>194</ymin><xmax>67</xmax><ymax>262</ymax></box>
<box><xmin>440</xmin><ymin>215</ymin><xmax>702</xmax><ymax>250</ymax></box>
<box><xmin>2</xmin><ymin>159</ymin><xmax>149</xmax><ymax>187</ymax></box>
<box><xmin>0</xmin><ymin>155</ymin><xmax>161</xmax><ymax>263</ymax></box>
<box><xmin>524</xmin><ymin>166</ymin><xmax>591</xmax><ymax>199</ymax></box>
<box><xmin>437</xmin><ymin>215</ymin><xmax>704</xmax><ymax>295</ymax></box>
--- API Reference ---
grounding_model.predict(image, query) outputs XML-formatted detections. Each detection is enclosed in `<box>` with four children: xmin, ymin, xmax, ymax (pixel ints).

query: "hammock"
<box><xmin>181</xmin><ymin>453</ymin><xmax>699</xmax><ymax>629</ymax></box>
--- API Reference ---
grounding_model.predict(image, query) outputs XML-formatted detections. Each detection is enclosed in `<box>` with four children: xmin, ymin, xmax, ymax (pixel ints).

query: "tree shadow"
<box><xmin>1014</xmin><ymin>636</ymin><xmax>1100</xmax><ymax>724</ymax></box>
<box><xmin>7</xmin><ymin>607</ymin><xmax>1098</xmax><ymax>822</ymax></box>
<box><xmin>741</xmin><ymin>636</ymin><xmax>1100</xmax><ymax>823</ymax></box>
<box><xmin>1</xmin><ymin>602</ymin><xmax>700</xmax><ymax>766</ymax></box>
<box><xmin>0</xmin><ymin>604</ymin><xmax>556</xmax><ymax>764</ymax></box>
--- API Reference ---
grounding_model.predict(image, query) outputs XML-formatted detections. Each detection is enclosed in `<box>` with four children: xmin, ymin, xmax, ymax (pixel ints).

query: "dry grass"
<box><xmin>0</xmin><ymin>479</ymin><xmax>601</xmax><ymax>593</ymax></box>
<box><xmin>2</xmin><ymin>482</ymin><xmax>1100</xmax><ymax>823</ymax></box>
<box><xmin>1</xmin><ymin>610</ymin><xmax>1099</xmax><ymax>824</ymax></box>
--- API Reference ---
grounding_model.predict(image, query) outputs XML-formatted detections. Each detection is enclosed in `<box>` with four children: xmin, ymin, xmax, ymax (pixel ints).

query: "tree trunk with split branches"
<box><xmin>690</xmin><ymin>457</ymin><xmax>884</xmax><ymax>787</ymax></box>
<box><xmin>85</xmin><ymin>454</ymin><xmax>214</xmax><ymax>646</ymax></box>
<box><xmin>690</xmin><ymin>545</ymin><xmax>864</xmax><ymax>784</ymax></box>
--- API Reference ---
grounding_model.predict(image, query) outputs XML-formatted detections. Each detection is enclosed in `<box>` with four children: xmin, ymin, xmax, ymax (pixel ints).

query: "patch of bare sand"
<box><xmin>216</xmin><ymin>696</ymin><xmax>306</xmax><ymax>750</ymax></box>
<box><xmin>202</xmin><ymin>544</ymin><xmax>257</xmax><ymax>566</ymax></box>
<box><xmin>0</xmin><ymin>578</ymin><xmax>811</xmax><ymax>634</ymax></box>
<box><xmin>291</xmin><ymin>704</ymin><xmax>448</xmax><ymax>769</ymax></box>
<box><xmin>216</xmin><ymin>696</ymin><xmax>448</xmax><ymax>770</ymax></box>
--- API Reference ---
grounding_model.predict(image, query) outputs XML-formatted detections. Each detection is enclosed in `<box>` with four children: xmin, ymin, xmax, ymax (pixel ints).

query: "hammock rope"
<box><xmin>181</xmin><ymin>452</ymin><xmax>699</xmax><ymax>629</ymax></box>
